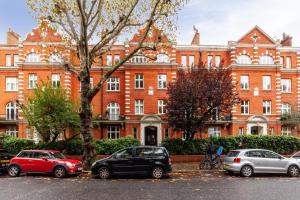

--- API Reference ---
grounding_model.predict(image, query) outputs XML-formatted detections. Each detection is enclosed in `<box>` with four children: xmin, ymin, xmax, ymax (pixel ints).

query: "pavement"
<box><xmin>1</xmin><ymin>170</ymin><xmax>300</xmax><ymax>200</ymax></box>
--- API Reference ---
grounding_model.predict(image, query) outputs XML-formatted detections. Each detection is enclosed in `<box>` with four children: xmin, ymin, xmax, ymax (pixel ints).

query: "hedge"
<box><xmin>0</xmin><ymin>135</ymin><xmax>139</xmax><ymax>155</ymax></box>
<box><xmin>162</xmin><ymin>135</ymin><xmax>300</xmax><ymax>155</ymax></box>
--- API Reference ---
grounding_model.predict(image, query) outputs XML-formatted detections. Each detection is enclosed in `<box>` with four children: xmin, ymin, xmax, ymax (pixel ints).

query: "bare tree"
<box><xmin>167</xmin><ymin>64</ymin><xmax>240</xmax><ymax>140</ymax></box>
<box><xmin>27</xmin><ymin>0</ymin><xmax>186</xmax><ymax>167</ymax></box>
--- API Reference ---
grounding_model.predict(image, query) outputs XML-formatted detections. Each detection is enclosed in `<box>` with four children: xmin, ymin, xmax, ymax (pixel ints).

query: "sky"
<box><xmin>1</xmin><ymin>0</ymin><xmax>300</xmax><ymax>45</ymax></box>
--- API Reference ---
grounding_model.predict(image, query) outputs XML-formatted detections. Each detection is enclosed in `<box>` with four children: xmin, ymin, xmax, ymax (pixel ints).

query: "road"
<box><xmin>1</xmin><ymin>172</ymin><xmax>300</xmax><ymax>200</ymax></box>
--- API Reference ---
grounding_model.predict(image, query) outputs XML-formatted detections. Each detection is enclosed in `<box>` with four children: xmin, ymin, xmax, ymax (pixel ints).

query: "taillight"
<box><xmin>168</xmin><ymin>158</ymin><xmax>172</xmax><ymax>165</ymax></box>
<box><xmin>233</xmin><ymin>157</ymin><xmax>241</xmax><ymax>163</ymax></box>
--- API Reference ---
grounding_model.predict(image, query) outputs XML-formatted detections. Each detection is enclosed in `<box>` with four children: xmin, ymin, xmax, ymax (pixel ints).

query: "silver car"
<box><xmin>224</xmin><ymin>149</ymin><xmax>300</xmax><ymax>177</ymax></box>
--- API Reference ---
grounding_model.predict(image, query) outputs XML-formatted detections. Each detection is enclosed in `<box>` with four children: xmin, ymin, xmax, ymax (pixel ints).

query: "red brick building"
<box><xmin>0</xmin><ymin>25</ymin><xmax>298</xmax><ymax>145</ymax></box>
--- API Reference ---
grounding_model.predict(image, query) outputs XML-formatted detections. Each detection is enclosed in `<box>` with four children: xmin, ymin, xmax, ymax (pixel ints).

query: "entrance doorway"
<box><xmin>145</xmin><ymin>126</ymin><xmax>158</xmax><ymax>146</ymax></box>
<box><xmin>250</xmin><ymin>126</ymin><xmax>263</xmax><ymax>135</ymax></box>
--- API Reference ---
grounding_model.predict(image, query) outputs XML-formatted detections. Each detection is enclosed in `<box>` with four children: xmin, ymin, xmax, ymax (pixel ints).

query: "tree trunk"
<box><xmin>80</xmin><ymin>75</ymin><xmax>95</xmax><ymax>169</ymax></box>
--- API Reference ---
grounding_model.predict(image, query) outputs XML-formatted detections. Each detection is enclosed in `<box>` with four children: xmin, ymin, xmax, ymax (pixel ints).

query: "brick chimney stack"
<box><xmin>191</xmin><ymin>25</ymin><xmax>200</xmax><ymax>45</ymax></box>
<box><xmin>281</xmin><ymin>32</ymin><xmax>292</xmax><ymax>47</ymax></box>
<box><xmin>6</xmin><ymin>28</ymin><xmax>20</xmax><ymax>45</ymax></box>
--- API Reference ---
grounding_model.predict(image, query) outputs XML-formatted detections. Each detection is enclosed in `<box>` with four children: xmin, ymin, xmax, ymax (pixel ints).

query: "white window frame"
<box><xmin>135</xmin><ymin>74</ymin><xmax>144</xmax><ymax>89</ymax></box>
<box><xmin>241</xmin><ymin>100</ymin><xmax>249</xmax><ymax>114</ymax></box>
<box><xmin>135</xmin><ymin>99</ymin><xmax>144</xmax><ymax>114</ymax></box>
<box><xmin>6</xmin><ymin>77</ymin><xmax>18</xmax><ymax>91</ymax></box>
<box><xmin>131</xmin><ymin>55</ymin><xmax>147</xmax><ymax>63</ymax></box>
<box><xmin>260</xmin><ymin>55</ymin><xmax>274</xmax><ymax>65</ymax></box>
<box><xmin>13</xmin><ymin>54</ymin><xmax>18</xmax><ymax>66</ymax></box>
<box><xmin>189</xmin><ymin>56</ymin><xmax>195</xmax><ymax>67</ymax></box>
<box><xmin>158</xmin><ymin>100</ymin><xmax>167</xmax><ymax>114</ymax></box>
<box><xmin>158</xmin><ymin>74</ymin><xmax>167</xmax><ymax>89</ymax></box>
<box><xmin>263</xmin><ymin>100</ymin><xmax>271</xmax><ymax>114</ymax></box>
<box><xmin>215</xmin><ymin>55</ymin><xmax>221</xmax><ymax>67</ymax></box>
<box><xmin>156</xmin><ymin>54</ymin><xmax>170</xmax><ymax>63</ymax></box>
<box><xmin>51</xmin><ymin>74</ymin><xmax>60</xmax><ymax>88</ymax></box>
<box><xmin>262</xmin><ymin>76</ymin><xmax>271</xmax><ymax>90</ymax></box>
<box><xmin>107</xmin><ymin>55</ymin><xmax>112</xmax><ymax>66</ymax></box>
<box><xmin>49</xmin><ymin>53</ymin><xmax>63</xmax><ymax>63</ymax></box>
<box><xmin>281</xmin><ymin>79</ymin><xmax>292</xmax><ymax>93</ymax></box>
<box><xmin>239</xmin><ymin>128</ymin><xmax>244</xmax><ymax>135</ymax></box>
<box><xmin>240</xmin><ymin>75</ymin><xmax>249</xmax><ymax>90</ymax></box>
<box><xmin>285</xmin><ymin>56</ymin><xmax>291</xmax><ymax>68</ymax></box>
<box><xmin>107</xmin><ymin>126</ymin><xmax>120</xmax><ymax>139</ymax></box>
<box><xmin>6</xmin><ymin>127</ymin><xmax>18</xmax><ymax>137</ymax></box>
<box><xmin>26</xmin><ymin>53</ymin><xmax>40</xmax><ymax>63</ymax></box>
<box><xmin>281</xmin><ymin>126</ymin><xmax>291</xmax><ymax>136</ymax></box>
<box><xmin>107</xmin><ymin>77</ymin><xmax>120</xmax><ymax>91</ymax></box>
<box><xmin>114</xmin><ymin>55</ymin><xmax>120</xmax><ymax>65</ymax></box>
<box><xmin>181</xmin><ymin>55</ymin><xmax>187</xmax><ymax>68</ymax></box>
<box><xmin>207</xmin><ymin>55</ymin><xmax>213</xmax><ymax>68</ymax></box>
<box><xmin>208</xmin><ymin>127</ymin><xmax>221</xmax><ymax>137</ymax></box>
<box><xmin>281</xmin><ymin>103</ymin><xmax>292</xmax><ymax>114</ymax></box>
<box><xmin>28</xmin><ymin>74</ymin><xmax>38</xmax><ymax>89</ymax></box>
<box><xmin>6</xmin><ymin>102</ymin><xmax>18</xmax><ymax>120</ymax></box>
<box><xmin>6</xmin><ymin>54</ymin><xmax>11</xmax><ymax>66</ymax></box>
<box><xmin>237</xmin><ymin>55</ymin><xmax>251</xmax><ymax>64</ymax></box>
<box><xmin>107</xmin><ymin>102</ymin><xmax>120</xmax><ymax>120</ymax></box>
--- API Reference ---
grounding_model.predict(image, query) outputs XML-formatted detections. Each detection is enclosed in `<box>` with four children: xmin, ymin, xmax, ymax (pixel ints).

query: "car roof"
<box><xmin>22</xmin><ymin>150</ymin><xmax>60</xmax><ymax>153</ymax></box>
<box><xmin>232</xmin><ymin>149</ymin><xmax>275</xmax><ymax>152</ymax></box>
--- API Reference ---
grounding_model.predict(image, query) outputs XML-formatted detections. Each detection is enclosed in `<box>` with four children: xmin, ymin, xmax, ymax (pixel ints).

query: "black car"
<box><xmin>91</xmin><ymin>146</ymin><xmax>172</xmax><ymax>179</ymax></box>
<box><xmin>0</xmin><ymin>149</ymin><xmax>12</xmax><ymax>174</ymax></box>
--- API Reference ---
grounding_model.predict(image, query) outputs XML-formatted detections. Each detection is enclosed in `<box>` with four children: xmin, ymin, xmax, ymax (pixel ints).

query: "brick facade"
<box><xmin>0</xmin><ymin>25</ymin><xmax>299</xmax><ymax>144</ymax></box>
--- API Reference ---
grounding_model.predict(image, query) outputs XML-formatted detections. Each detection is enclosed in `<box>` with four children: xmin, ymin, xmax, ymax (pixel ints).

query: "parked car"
<box><xmin>91</xmin><ymin>146</ymin><xmax>172</xmax><ymax>179</ymax></box>
<box><xmin>0</xmin><ymin>149</ymin><xmax>12</xmax><ymax>174</ymax></box>
<box><xmin>223</xmin><ymin>149</ymin><xmax>300</xmax><ymax>177</ymax></box>
<box><xmin>8</xmin><ymin>150</ymin><xmax>83</xmax><ymax>178</ymax></box>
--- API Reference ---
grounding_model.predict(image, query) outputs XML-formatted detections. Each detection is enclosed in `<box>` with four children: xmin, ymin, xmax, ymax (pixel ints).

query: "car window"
<box><xmin>32</xmin><ymin>152</ymin><xmax>50</xmax><ymax>159</ymax></box>
<box><xmin>292</xmin><ymin>152</ymin><xmax>300</xmax><ymax>158</ymax></box>
<box><xmin>227</xmin><ymin>151</ymin><xmax>240</xmax><ymax>157</ymax></box>
<box><xmin>263</xmin><ymin>151</ymin><xmax>281</xmax><ymax>159</ymax></box>
<box><xmin>245</xmin><ymin>151</ymin><xmax>263</xmax><ymax>158</ymax></box>
<box><xmin>115</xmin><ymin>149</ymin><xmax>133</xmax><ymax>159</ymax></box>
<box><xmin>17</xmin><ymin>151</ymin><xmax>32</xmax><ymax>158</ymax></box>
<box><xmin>153</xmin><ymin>148</ymin><xmax>165</xmax><ymax>156</ymax></box>
<box><xmin>136</xmin><ymin>148</ymin><xmax>153</xmax><ymax>157</ymax></box>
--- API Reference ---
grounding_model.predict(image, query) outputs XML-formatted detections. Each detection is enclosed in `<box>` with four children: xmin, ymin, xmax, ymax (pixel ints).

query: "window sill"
<box><xmin>282</xmin><ymin>92</ymin><xmax>292</xmax><ymax>94</ymax></box>
<box><xmin>157</xmin><ymin>88</ymin><xmax>167</xmax><ymax>90</ymax></box>
<box><xmin>262</xmin><ymin>89</ymin><xmax>272</xmax><ymax>91</ymax></box>
<box><xmin>240</xmin><ymin>89</ymin><xmax>250</xmax><ymax>91</ymax></box>
<box><xmin>5</xmin><ymin>90</ymin><xmax>18</xmax><ymax>92</ymax></box>
<box><xmin>134</xmin><ymin>88</ymin><xmax>144</xmax><ymax>90</ymax></box>
<box><xmin>106</xmin><ymin>90</ymin><xmax>121</xmax><ymax>92</ymax></box>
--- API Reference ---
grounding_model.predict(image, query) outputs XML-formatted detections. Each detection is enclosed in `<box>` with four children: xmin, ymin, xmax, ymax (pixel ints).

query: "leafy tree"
<box><xmin>27</xmin><ymin>0</ymin><xmax>186</xmax><ymax>167</ymax></box>
<box><xmin>18</xmin><ymin>82</ymin><xmax>80</xmax><ymax>143</ymax></box>
<box><xmin>167</xmin><ymin>64</ymin><xmax>240</xmax><ymax>140</ymax></box>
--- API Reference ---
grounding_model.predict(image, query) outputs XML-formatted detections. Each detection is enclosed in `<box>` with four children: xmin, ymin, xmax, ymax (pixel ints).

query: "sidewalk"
<box><xmin>172</xmin><ymin>162</ymin><xmax>224</xmax><ymax>172</ymax></box>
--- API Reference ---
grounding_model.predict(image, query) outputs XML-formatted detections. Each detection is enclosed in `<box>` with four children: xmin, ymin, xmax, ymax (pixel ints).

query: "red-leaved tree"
<box><xmin>167</xmin><ymin>64</ymin><xmax>239</xmax><ymax>140</ymax></box>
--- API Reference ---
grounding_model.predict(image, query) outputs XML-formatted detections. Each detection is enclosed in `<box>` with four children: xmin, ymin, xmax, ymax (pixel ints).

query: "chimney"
<box><xmin>6</xmin><ymin>28</ymin><xmax>20</xmax><ymax>45</ymax></box>
<box><xmin>191</xmin><ymin>25</ymin><xmax>200</xmax><ymax>45</ymax></box>
<box><xmin>281</xmin><ymin>32</ymin><xmax>292</xmax><ymax>47</ymax></box>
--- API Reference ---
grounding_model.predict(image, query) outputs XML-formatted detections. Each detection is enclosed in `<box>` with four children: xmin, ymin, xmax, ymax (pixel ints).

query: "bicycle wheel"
<box><xmin>212</xmin><ymin>158</ymin><xmax>223</xmax><ymax>170</ymax></box>
<box><xmin>199</xmin><ymin>160</ymin><xmax>211</xmax><ymax>170</ymax></box>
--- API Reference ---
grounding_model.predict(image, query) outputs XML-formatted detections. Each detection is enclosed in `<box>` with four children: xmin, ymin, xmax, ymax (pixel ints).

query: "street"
<box><xmin>1</xmin><ymin>172</ymin><xmax>300</xmax><ymax>200</ymax></box>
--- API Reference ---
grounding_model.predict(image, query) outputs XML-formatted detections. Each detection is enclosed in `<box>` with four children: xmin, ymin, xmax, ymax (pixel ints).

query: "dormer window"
<box><xmin>26</xmin><ymin>53</ymin><xmax>40</xmax><ymax>63</ymax></box>
<box><xmin>156</xmin><ymin>54</ymin><xmax>170</xmax><ymax>63</ymax></box>
<box><xmin>131</xmin><ymin>55</ymin><xmax>147</xmax><ymax>63</ymax></box>
<box><xmin>260</xmin><ymin>55</ymin><xmax>274</xmax><ymax>65</ymax></box>
<box><xmin>49</xmin><ymin>53</ymin><xmax>63</xmax><ymax>63</ymax></box>
<box><xmin>237</xmin><ymin>55</ymin><xmax>252</xmax><ymax>64</ymax></box>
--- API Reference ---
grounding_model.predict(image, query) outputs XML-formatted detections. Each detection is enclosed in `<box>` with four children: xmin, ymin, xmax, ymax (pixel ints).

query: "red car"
<box><xmin>7</xmin><ymin>150</ymin><xmax>83</xmax><ymax>178</ymax></box>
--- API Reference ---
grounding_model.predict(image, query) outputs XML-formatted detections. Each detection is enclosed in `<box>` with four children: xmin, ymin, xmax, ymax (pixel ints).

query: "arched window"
<box><xmin>26</xmin><ymin>53</ymin><xmax>40</xmax><ymax>63</ymax></box>
<box><xmin>260</xmin><ymin>55</ymin><xmax>274</xmax><ymax>64</ymax></box>
<box><xmin>236</xmin><ymin>55</ymin><xmax>252</xmax><ymax>64</ymax></box>
<box><xmin>156</xmin><ymin>54</ymin><xmax>170</xmax><ymax>63</ymax></box>
<box><xmin>6</xmin><ymin>102</ymin><xmax>18</xmax><ymax>120</ymax></box>
<box><xmin>131</xmin><ymin>55</ymin><xmax>147</xmax><ymax>63</ymax></box>
<box><xmin>107</xmin><ymin>102</ymin><xmax>120</xmax><ymax>120</ymax></box>
<box><xmin>49</xmin><ymin>53</ymin><xmax>63</xmax><ymax>63</ymax></box>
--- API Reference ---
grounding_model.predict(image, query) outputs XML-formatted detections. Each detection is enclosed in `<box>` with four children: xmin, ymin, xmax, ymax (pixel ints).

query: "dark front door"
<box><xmin>145</xmin><ymin>126</ymin><xmax>157</xmax><ymax>146</ymax></box>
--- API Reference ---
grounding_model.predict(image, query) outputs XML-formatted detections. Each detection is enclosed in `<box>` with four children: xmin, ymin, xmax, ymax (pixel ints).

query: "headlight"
<box><xmin>66</xmin><ymin>162</ymin><xmax>74</xmax><ymax>167</ymax></box>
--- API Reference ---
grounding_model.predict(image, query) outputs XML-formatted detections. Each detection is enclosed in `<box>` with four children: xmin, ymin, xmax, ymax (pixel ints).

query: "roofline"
<box><xmin>237</xmin><ymin>25</ymin><xmax>276</xmax><ymax>44</ymax></box>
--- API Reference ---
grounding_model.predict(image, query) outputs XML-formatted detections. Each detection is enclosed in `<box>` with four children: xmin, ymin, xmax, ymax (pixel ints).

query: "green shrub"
<box><xmin>95</xmin><ymin>136</ymin><xmax>140</xmax><ymax>155</ymax></box>
<box><xmin>1</xmin><ymin>136</ymin><xmax>36</xmax><ymax>155</ymax></box>
<box><xmin>162</xmin><ymin>135</ymin><xmax>300</xmax><ymax>155</ymax></box>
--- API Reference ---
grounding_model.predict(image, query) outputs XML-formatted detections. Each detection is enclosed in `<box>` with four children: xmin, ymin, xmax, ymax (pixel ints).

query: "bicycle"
<box><xmin>199</xmin><ymin>146</ymin><xmax>223</xmax><ymax>170</ymax></box>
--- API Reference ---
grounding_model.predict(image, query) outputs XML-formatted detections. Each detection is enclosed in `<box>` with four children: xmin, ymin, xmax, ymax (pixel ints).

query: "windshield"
<box><xmin>49</xmin><ymin>152</ymin><xmax>65</xmax><ymax>159</ymax></box>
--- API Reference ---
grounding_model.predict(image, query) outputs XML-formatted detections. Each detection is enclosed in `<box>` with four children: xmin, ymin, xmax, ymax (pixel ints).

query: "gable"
<box><xmin>130</xmin><ymin>26</ymin><xmax>170</xmax><ymax>44</ymax></box>
<box><xmin>237</xmin><ymin>26</ymin><xmax>275</xmax><ymax>45</ymax></box>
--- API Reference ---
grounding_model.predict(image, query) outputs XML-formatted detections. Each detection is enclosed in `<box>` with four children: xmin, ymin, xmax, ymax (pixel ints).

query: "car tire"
<box><xmin>98</xmin><ymin>167</ymin><xmax>111</xmax><ymax>179</ymax></box>
<box><xmin>152</xmin><ymin>166</ymin><xmax>164</xmax><ymax>179</ymax></box>
<box><xmin>8</xmin><ymin>165</ymin><xmax>21</xmax><ymax>177</ymax></box>
<box><xmin>54</xmin><ymin>166</ymin><xmax>67</xmax><ymax>178</ymax></box>
<box><xmin>288</xmin><ymin>165</ymin><xmax>299</xmax><ymax>177</ymax></box>
<box><xmin>240</xmin><ymin>165</ymin><xmax>253</xmax><ymax>177</ymax></box>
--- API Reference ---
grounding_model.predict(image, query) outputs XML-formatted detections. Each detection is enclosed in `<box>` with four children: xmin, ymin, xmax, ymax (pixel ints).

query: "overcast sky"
<box><xmin>1</xmin><ymin>0</ymin><xmax>300</xmax><ymax>45</ymax></box>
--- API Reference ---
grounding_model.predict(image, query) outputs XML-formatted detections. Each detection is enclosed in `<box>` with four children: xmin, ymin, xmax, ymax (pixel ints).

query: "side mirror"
<box><xmin>41</xmin><ymin>156</ymin><xmax>48</xmax><ymax>161</ymax></box>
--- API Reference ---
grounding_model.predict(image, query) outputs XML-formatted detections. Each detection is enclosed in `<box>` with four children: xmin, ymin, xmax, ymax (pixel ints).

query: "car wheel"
<box><xmin>54</xmin><ymin>166</ymin><xmax>67</xmax><ymax>178</ymax></box>
<box><xmin>98</xmin><ymin>167</ymin><xmax>111</xmax><ymax>179</ymax></box>
<box><xmin>288</xmin><ymin>165</ymin><xmax>299</xmax><ymax>177</ymax></box>
<box><xmin>8</xmin><ymin>165</ymin><xmax>21</xmax><ymax>177</ymax></box>
<box><xmin>240</xmin><ymin>165</ymin><xmax>253</xmax><ymax>177</ymax></box>
<box><xmin>152</xmin><ymin>166</ymin><xmax>164</xmax><ymax>179</ymax></box>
